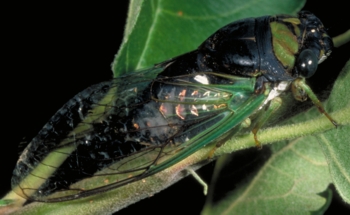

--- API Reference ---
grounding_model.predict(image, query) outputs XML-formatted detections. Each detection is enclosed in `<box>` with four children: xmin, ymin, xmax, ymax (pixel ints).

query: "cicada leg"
<box><xmin>186</xmin><ymin>168</ymin><xmax>208</xmax><ymax>195</ymax></box>
<box><xmin>207</xmin><ymin>118</ymin><xmax>252</xmax><ymax>158</ymax></box>
<box><xmin>252</xmin><ymin>97</ymin><xmax>283</xmax><ymax>149</ymax></box>
<box><xmin>292</xmin><ymin>78</ymin><xmax>338</xmax><ymax>127</ymax></box>
<box><xmin>207</xmin><ymin>138</ymin><xmax>228</xmax><ymax>159</ymax></box>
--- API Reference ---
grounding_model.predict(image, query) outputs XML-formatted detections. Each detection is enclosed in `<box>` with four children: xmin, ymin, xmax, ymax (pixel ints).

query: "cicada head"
<box><xmin>293</xmin><ymin>11</ymin><xmax>334</xmax><ymax>78</ymax></box>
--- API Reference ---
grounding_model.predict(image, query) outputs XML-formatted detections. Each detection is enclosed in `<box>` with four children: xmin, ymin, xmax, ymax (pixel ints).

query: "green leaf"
<box><xmin>203</xmin><ymin>137</ymin><xmax>332</xmax><ymax>215</ymax></box>
<box><xmin>112</xmin><ymin>0</ymin><xmax>305</xmax><ymax>76</ymax></box>
<box><xmin>318</xmin><ymin>60</ymin><xmax>350</xmax><ymax>204</ymax></box>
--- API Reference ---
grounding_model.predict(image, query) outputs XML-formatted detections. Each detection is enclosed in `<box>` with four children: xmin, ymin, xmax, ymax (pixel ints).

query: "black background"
<box><xmin>2</xmin><ymin>1</ymin><xmax>349</xmax><ymax>214</ymax></box>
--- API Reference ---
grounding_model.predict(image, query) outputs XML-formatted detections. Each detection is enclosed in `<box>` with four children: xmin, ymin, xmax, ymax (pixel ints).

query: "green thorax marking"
<box><xmin>270</xmin><ymin>17</ymin><xmax>301</xmax><ymax>72</ymax></box>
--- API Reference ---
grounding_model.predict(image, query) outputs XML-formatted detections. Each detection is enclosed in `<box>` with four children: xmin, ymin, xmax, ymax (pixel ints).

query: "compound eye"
<box><xmin>296</xmin><ymin>49</ymin><xmax>318</xmax><ymax>78</ymax></box>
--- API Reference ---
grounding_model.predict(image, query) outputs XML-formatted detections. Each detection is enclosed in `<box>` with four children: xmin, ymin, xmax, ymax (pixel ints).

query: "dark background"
<box><xmin>2</xmin><ymin>1</ymin><xmax>349</xmax><ymax>214</ymax></box>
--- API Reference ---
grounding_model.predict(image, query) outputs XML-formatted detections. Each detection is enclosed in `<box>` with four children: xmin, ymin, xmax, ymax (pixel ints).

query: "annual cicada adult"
<box><xmin>10</xmin><ymin>11</ymin><xmax>336</xmax><ymax>203</ymax></box>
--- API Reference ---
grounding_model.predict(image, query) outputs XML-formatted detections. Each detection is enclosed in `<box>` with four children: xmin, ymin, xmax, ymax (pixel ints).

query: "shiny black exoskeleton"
<box><xmin>159</xmin><ymin>11</ymin><xmax>333</xmax><ymax>92</ymax></box>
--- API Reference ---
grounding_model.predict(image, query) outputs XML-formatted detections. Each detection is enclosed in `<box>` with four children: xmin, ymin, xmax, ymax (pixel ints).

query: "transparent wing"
<box><xmin>11</xmin><ymin>66</ymin><xmax>265</xmax><ymax>202</ymax></box>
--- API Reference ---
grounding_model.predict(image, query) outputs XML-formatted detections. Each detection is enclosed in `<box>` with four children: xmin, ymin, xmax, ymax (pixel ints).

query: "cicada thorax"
<box><xmin>194</xmin><ymin>15</ymin><xmax>298</xmax><ymax>84</ymax></box>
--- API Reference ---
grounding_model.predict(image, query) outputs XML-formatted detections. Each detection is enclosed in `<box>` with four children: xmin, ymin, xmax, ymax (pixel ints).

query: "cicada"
<box><xmin>11</xmin><ymin>11</ymin><xmax>336</xmax><ymax>203</ymax></box>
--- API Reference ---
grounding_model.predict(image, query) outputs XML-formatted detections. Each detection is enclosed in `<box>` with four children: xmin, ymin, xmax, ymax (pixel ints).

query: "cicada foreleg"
<box><xmin>252</xmin><ymin>97</ymin><xmax>283</xmax><ymax>149</ymax></box>
<box><xmin>292</xmin><ymin>78</ymin><xmax>338</xmax><ymax>127</ymax></box>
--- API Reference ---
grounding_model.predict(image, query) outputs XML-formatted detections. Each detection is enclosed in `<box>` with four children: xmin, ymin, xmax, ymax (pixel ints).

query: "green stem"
<box><xmin>333</xmin><ymin>30</ymin><xmax>350</xmax><ymax>48</ymax></box>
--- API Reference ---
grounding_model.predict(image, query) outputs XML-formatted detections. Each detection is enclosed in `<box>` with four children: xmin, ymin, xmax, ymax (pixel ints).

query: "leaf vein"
<box><xmin>135</xmin><ymin>0</ymin><xmax>162</xmax><ymax>70</ymax></box>
<box><xmin>290</xmin><ymin>147</ymin><xmax>327</xmax><ymax>166</ymax></box>
<box><xmin>320</xmin><ymin>134</ymin><xmax>350</xmax><ymax>183</ymax></box>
